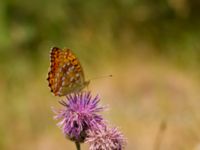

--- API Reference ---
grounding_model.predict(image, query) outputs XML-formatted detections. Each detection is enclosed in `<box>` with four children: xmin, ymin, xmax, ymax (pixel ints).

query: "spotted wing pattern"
<box><xmin>47</xmin><ymin>47</ymin><xmax>89</xmax><ymax>96</ymax></box>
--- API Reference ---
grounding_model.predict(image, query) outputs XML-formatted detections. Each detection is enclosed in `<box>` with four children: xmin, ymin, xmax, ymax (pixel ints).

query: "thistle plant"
<box><xmin>86</xmin><ymin>126</ymin><xmax>126</xmax><ymax>150</ymax></box>
<box><xmin>52</xmin><ymin>91</ymin><xmax>126</xmax><ymax>150</ymax></box>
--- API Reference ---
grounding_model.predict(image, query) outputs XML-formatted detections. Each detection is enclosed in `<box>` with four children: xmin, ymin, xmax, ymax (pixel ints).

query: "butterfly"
<box><xmin>47</xmin><ymin>47</ymin><xmax>90</xmax><ymax>96</ymax></box>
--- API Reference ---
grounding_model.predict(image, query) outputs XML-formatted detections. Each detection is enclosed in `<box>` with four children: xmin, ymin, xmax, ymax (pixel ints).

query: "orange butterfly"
<box><xmin>47</xmin><ymin>47</ymin><xmax>89</xmax><ymax>96</ymax></box>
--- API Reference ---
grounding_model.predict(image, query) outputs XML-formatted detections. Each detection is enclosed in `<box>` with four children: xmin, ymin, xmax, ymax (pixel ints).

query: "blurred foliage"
<box><xmin>1</xmin><ymin>0</ymin><xmax>200</xmax><ymax>65</ymax></box>
<box><xmin>1</xmin><ymin>0</ymin><xmax>200</xmax><ymax>150</ymax></box>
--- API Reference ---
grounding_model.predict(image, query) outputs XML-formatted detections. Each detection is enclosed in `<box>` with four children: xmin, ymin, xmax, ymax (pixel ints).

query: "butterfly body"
<box><xmin>47</xmin><ymin>47</ymin><xmax>89</xmax><ymax>96</ymax></box>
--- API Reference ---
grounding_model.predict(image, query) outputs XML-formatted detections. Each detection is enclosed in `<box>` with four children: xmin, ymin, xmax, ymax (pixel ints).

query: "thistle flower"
<box><xmin>86</xmin><ymin>126</ymin><xmax>126</xmax><ymax>150</ymax></box>
<box><xmin>52</xmin><ymin>92</ymin><xmax>105</xmax><ymax>143</ymax></box>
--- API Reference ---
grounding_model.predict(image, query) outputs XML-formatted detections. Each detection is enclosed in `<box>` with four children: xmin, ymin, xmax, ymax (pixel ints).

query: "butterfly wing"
<box><xmin>47</xmin><ymin>47</ymin><xmax>88</xmax><ymax>96</ymax></box>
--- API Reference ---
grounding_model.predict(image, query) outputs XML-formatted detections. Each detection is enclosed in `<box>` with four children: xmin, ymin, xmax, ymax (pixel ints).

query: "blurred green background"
<box><xmin>1</xmin><ymin>0</ymin><xmax>200</xmax><ymax>150</ymax></box>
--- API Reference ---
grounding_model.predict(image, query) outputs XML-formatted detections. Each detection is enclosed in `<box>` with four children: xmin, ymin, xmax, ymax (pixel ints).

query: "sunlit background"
<box><xmin>1</xmin><ymin>0</ymin><xmax>200</xmax><ymax>150</ymax></box>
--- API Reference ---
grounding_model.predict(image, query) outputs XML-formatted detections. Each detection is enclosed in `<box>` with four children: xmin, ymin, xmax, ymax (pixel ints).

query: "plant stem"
<box><xmin>153</xmin><ymin>119</ymin><xmax>167</xmax><ymax>150</ymax></box>
<box><xmin>75</xmin><ymin>141</ymin><xmax>81</xmax><ymax>150</ymax></box>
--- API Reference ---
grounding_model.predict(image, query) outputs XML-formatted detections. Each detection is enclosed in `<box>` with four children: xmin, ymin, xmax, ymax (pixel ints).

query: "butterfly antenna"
<box><xmin>89</xmin><ymin>74</ymin><xmax>113</xmax><ymax>81</ymax></box>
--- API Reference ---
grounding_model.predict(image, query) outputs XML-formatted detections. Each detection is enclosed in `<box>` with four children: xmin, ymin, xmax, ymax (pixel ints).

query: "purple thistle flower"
<box><xmin>52</xmin><ymin>92</ymin><xmax>105</xmax><ymax>142</ymax></box>
<box><xmin>86</xmin><ymin>126</ymin><xmax>126</xmax><ymax>150</ymax></box>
